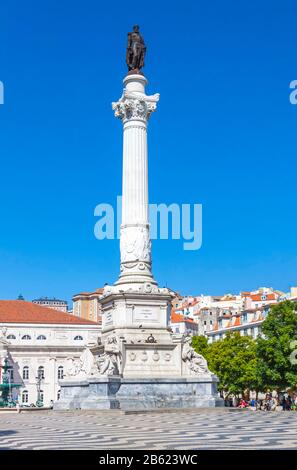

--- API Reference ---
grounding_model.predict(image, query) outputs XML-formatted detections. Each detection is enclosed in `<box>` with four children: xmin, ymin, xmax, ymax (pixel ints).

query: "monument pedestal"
<box><xmin>55</xmin><ymin>289</ymin><xmax>223</xmax><ymax>411</ymax></box>
<box><xmin>55</xmin><ymin>376</ymin><xmax>222</xmax><ymax>411</ymax></box>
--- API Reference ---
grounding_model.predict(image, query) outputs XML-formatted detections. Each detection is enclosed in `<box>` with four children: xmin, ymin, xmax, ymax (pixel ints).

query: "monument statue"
<box><xmin>55</xmin><ymin>28</ymin><xmax>223</xmax><ymax>410</ymax></box>
<box><xmin>96</xmin><ymin>334</ymin><xmax>122</xmax><ymax>376</ymax></box>
<box><xmin>126</xmin><ymin>25</ymin><xmax>146</xmax><ymax>73</ymax></box>
<box><xmin>182</xmin><ymin>336</ymin><xmax>211</xmax><ymax>376</ymax></box>
<box><xmin>66</xmin><ymin>348</ymin><xmax>95</xmax><ymax>378</ymax></box>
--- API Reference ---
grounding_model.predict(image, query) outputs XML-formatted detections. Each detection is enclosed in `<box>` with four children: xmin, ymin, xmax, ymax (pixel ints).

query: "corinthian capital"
<box><xmin>112</xmin><ymin>91</ymin><xmax>159</xmax><ymax>123</ymax></box>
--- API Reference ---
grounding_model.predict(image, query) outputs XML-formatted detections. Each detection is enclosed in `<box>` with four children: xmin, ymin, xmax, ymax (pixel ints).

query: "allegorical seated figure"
<box><xmin>182</xmin><ymin>336</ymin><xmax>211</xmax><ymax>375</ymax></box>
<box><xmin>126</xmin><ymin>25</ymin><xmax>146</xmax><ymax>73</ymax></box>
<box><xmin>96</xmin><ymin>334</ymin><xmax>122</xmax><ymax>376</ymax></box>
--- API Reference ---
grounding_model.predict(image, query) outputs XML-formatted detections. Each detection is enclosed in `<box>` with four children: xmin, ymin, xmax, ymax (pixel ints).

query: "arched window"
<box><xmin>37</xmin><ymin>335</ymin><xmax>46</xmax><ymax>340</ymax></box>
<box><xmin>7</xmin><ymin>334</ymin><xmax>16</xmax><ymax>340</ymax></box>
<box><xmin>57</xmin><ymin>390</ymin><xmax>61</xmax><ymax>400</ymax></box>
<box><xmin>37</xmin><ymin>366</ymin><xmax>45</xmax><ymax>380</ymax></box>
<box><xmin>22</xmin><ymin>390</ymin><xmax>28</xmax><ymax>403</ymax></box>
<box><xmin>22</xmin><ymin>366</ymin><xmax>29</xmax><ymax>380</ymax></box>
<box><xmin>74</xmin><ymin>335</ymin><xmax>83</xmax><ymax>341</ymax></box>
<box><xmin>21</xmin><ymin>335</ymin><xmax>31</xmax><ymax>340</ymax></box>
<box><xmin>57</xmin><ymin>366</ymin><xmax>64</xmax><ymax>380</ymax></box>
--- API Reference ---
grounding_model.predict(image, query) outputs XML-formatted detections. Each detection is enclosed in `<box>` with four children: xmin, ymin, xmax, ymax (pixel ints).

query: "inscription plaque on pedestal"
<box><xmin>133</xmin><ymin>306</ymin><xmax>158</xmax><ymax>323</ymax></box>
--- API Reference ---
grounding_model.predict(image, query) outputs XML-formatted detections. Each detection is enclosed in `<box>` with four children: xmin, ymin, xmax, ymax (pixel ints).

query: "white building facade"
<box><xmin>0</xmin><ymin>301</ymin><xmax>101</xmax><ymax>407</ymax></box>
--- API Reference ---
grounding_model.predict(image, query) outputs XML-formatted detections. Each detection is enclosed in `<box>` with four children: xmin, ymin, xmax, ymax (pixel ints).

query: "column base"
<box><xmin>54</xmin><ymin>377</ymin><xmax>224</xmax><ymax>411</ymax></box>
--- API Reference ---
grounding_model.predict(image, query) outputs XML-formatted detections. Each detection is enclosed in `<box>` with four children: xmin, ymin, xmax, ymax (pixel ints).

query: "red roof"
<box><xmin>171</xmin><ymin>310</ymin><xmax>194</xmax><ymax>324</ymax></box>
<box><xmin>250</xmin><ymin>294</ymin><xmax>276</xmax><ymax>301</ymax></box>
<box><xmin>73</xmin><ymin>288</ymin><xmax>104</xmax><ymax>299</ymax></box>
<box><xmin>0</xmin><ymin>301</ymin><xmax>98</xmax><ymax>325</ymax></box>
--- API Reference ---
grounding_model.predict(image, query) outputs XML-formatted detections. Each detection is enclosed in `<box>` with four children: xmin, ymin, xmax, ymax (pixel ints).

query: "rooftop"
<box><xmin>72</xmin><ymin>288</ymin><xmax>104</xmax><ymax>299</ymax></box>
<box><xmin>171</xmin><ymin>310</ymin><xmax>195</xmax><ymax>324</ymax></box>
<box><xmin>0</xmin><ymin>301</ymin><xmax>98</xmax><ymax>325</ymax></box>
<box><xmin>32</xmin><ymin>297</ymin><xmax>68</xmax><ymax>303</ymax></box>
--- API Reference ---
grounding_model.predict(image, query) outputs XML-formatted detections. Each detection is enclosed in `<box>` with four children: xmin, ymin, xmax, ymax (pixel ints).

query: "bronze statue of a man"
<box><xmin>126</xmin><ymin>25</ymin><xmax>146</xmax><ymax>73</ymax></box>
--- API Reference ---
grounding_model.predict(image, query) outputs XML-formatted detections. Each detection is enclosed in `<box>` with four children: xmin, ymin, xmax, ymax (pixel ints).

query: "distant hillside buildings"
<box><xmin>169</xmin><ymin>286</ymin><xmax>297</xmax><ymax>341</ymax></box>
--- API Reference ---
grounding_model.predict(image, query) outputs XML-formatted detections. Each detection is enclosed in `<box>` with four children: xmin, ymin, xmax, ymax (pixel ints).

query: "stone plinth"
<box><xmin>54</xmin><ymin>376</ymin><xmax>223</xmax><ymax>411</ymax></box>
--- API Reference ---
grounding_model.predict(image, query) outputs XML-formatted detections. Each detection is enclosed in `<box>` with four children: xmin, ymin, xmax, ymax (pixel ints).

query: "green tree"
<box><xmin>191</xmin><ymin>335</ymin><xmax>209</xmax><ymax>357</ymax></box>
<box><xmin>257</xmin><ymin>300</ymin><xmax>297</xmax><ymax>392</ymax></box>
<box><xmin>192</xmin><ymin>332</ymin><xmax>258</xmax><ymax>397</ymax></box>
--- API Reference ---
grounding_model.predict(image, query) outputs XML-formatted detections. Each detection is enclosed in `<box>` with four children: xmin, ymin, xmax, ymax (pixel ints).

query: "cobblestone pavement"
<box><xmin>0</xmin><ymin>409</ymin><xmax>296</xmax><ymax>450</ymax></box>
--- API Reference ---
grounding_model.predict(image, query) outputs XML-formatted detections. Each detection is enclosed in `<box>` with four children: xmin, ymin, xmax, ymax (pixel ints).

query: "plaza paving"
<box><xmin>0</xmin><ymin>409</ymin><xmax>297</xmax><ymax>450</ymax></box>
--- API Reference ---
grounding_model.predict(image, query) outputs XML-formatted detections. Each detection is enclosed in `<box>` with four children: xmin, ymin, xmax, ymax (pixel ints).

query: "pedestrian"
<box><xmin>281</xmin><ymin>396</ymin><xmax>286</xmax><ymax>411</ymax></box>
<box><xmin>16</xmin><ymin>402</ymin><xmax>21</xmax><ymax>413</ymax></box>
<box><xmin>287</xmin><ymin>396</ymin><xmax>292</xmax><ymax>411</ymax></box>
<box><xmin>239</xmin><ymin>399</ymin><xmax>247</xmax><ymax>408</ymax></box>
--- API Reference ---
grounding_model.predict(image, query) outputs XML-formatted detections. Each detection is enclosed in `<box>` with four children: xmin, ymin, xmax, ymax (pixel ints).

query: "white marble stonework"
<box><xmin>55</xmin><ymin>72</ymin><xmax>223</xmax><ymax>410</ymax></box>
<box><xmin>112</xmin><ymin>74</ymin><xmax>159</xmax><ymax>289</ymax></box>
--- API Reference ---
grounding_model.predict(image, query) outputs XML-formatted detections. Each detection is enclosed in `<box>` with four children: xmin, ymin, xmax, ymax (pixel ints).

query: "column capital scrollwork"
<box><xmin>112</xmin><ymin>91</ymin><xmax>159</xmax><ymax>123</ymax></box>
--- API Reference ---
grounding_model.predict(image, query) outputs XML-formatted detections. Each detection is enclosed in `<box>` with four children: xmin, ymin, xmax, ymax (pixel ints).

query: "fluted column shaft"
<box><xmin>112</xmin><ymin>74</ymin><xmax>159</xmax><ymax>288</ymax></box>
<box><xmin>122</xmin><ymin>122</ymin><xmax>148</xmax><ymax>225</ymax></box>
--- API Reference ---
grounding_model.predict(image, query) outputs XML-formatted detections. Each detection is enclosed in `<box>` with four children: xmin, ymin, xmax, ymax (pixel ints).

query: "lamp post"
<box><xmin>35</xmin><ymin>373</ymin><xmax>43</xmax><ymax>407</ymax></box>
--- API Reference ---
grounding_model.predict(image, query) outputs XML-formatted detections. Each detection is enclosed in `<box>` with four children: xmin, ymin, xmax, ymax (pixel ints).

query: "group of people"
<box><xmin>280</xmin><ymin>395</ymin><xmax>297</xmax><ymax>411</ymax></box>
<box><xmin>225</xmin><ymin>393</ymin><xmax>297</xmax><ymax>411</ymax></box>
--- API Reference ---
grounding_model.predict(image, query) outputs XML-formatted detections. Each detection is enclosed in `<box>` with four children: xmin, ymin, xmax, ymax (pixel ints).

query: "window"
<box><xmin>58</xmin><ymin>366</ymin><xmax>64</xmax><ymax>380</ymax></box>
<box><xmin>37</xmin><ymin>335</ymin><xmax>46</xmax><ymax>340</ymax></box>
<box><xmin>57</xmin><ymin>390</ymin><xmax>61</xmax><ymax>400</ymax></box>
<box><xmin>23</xmin><ymin>366</ymin><xmax>29</xmax><ymax>380</ymax></box>
<box><xmin>22</xmin><ymin>390</ymin><xmax>28</xmax><ymax>403</ymax></box>
<box><xmin>37</xmin><ymin>366</ymin><xmax>45</xmax><ymax>380</ymax></box>
<box><xmin>74</xmin><ymin>335</ymin><xmax>83</xmax><ymax>341</ymax></box>
<box><xmin>7</xmin><ymin>334</ymin><xmax>16</xmax><ymax>340</ymax></box>
<box><xmin>40</xmin><ymin>390</ymin><xmax>44</xmax><ymax>403</ymax></box>
<box><xmin>21</xmin><ymin>335</ymin><xmax>31</xmax><ymax>340</ymax></box>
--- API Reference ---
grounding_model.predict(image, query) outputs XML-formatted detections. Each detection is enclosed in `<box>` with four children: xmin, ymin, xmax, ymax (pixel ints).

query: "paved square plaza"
<box><xmin>0</xmin><ymin>409</ymin><xmax>297</xmax><ymax>450</ymax></box>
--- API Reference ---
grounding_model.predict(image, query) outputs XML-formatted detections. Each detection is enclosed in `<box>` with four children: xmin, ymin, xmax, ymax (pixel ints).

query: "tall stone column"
<box><xmin>112</xmin><ymin>74</ymin><xmax>159</xmax><ymax>290</ymax></box>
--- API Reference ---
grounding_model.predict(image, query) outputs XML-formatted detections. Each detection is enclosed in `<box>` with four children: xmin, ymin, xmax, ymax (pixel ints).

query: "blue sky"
<box><xmin>0</xmin><ymin>0</ymin><xmax>296</xmax><ymax>303</ymax></box>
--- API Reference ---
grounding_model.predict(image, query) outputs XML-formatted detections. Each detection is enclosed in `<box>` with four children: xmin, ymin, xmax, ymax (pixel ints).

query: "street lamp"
<box><xmin>35</xmin><ymin>372</ymin><xmax>43</xmax><ymax>407</ymax></box>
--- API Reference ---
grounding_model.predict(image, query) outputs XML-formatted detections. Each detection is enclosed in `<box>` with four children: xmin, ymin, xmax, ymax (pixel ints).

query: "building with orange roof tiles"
<box><xmin>0</xmin><ymin>301</ymin><xmax>101</xmax><ymax>407</ymax></box>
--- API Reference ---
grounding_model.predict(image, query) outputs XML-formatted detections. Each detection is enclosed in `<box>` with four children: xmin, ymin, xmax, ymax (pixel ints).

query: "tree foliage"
<box><xmin>256</xmin><ymin>301</ymin><xmax>297</xmax><ymax>391</ymax></box>
<box><xmin>192</xmin><ymin>301</ymin><xmax>297</xmax><ymax>395</ymax></box>
<box><xmin>191</xmin><ymin>335</ymin><xmax>208</xmax><ymax>357</ymax></box>
<box><xmin>192</xmin><ymin>332</ymin><xmax>258</xmax><ymax>396</ymax></box>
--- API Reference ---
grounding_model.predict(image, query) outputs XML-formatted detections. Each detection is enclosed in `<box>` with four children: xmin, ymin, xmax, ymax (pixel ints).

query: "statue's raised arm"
<box><xmin>126</xmin><ymin>25</ymin><xmax>146</xmax><ymax>74</ymax></box>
